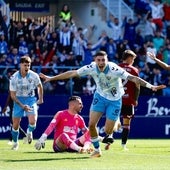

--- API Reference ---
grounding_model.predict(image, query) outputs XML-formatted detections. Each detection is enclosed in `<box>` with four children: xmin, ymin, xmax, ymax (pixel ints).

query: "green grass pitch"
<box><xmin>0</xmin><ymin>139</ymin><xmax>170</xmax><ymax>170</ymax></box>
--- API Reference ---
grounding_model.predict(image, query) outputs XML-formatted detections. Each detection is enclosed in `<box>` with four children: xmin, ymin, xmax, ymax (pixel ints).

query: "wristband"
<box><xmin>146</xmin><ymin>83</ymin><xmax>152</xmax><ymax>89</ymax></box>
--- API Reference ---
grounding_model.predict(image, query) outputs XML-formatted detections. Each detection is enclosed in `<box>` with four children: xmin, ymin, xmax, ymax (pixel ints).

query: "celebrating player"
<box><xmin>39</xmin><ymin>50</ymin><xmax>165</xmax><ymax>157</ymax></box>
<box><xmin>9</xmin><ymin>56</ymin><xmax>44</xmax><ymax>150</ymax></box>
<box><xmin>34</xmin><ymin>96</ymin><xmax>92</xmax><ymax>153</ymax></box>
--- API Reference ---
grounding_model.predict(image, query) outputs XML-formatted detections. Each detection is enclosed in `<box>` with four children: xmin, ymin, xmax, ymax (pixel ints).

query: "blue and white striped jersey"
<box><xmin>9</xmin><ymin>70</ymin><xmax>41</xmax><ymax>97</ymax></box>
<box><xmin>77</xmin><ymin>62</ymin><xmax>130</xmax><ymax>101</ymax></box>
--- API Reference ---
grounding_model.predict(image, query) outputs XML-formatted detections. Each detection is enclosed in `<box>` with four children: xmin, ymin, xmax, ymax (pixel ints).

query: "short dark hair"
<box><xmin>68</xmin><ymin>96</ymin><xmax>81</xmax><ymax>102</ymax></box>
<box><xmin>20</xmin><ymin>56</ymin><xmax>31</xmax><ymax>63</ymax></box>
<box><xmin>94</xmin><ymin>51</ymin><xmax>107</xmax><ymax>58</ymax></box>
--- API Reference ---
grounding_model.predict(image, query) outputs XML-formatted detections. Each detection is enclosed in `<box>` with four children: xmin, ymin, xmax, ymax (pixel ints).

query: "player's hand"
<box><xmin>34</xmin><ymin>140</ymin><xmax>45</xmax><ymax>150</ymax></box>
<box><xmin>39</xmin><ymin>73</ymin><xmax>51</xmax><ymax>83</ymax></box>
<box><xmin>34</xmin><ymin>134</ymin><xmax>47</xmax><ymax>150</ymax></box>
<box><xmin>151</xmin><ymin>85</ymin><xmax>166</xmax><ymax>91</ymax></box>
<box><xmin>23</xmin><ymin>105</ymin><xmax>33</xmax><ymax>112</ymax></box>
<box><xmin>146</xmin><ymin>51</ymin><xmax>156</xmax><ymax>60</ymax></box>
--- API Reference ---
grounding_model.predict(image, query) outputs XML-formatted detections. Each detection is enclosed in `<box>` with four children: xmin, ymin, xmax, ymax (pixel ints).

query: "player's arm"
<box><xmin>147</xmin><ymin>51</ymin><xmax>170</xmax><ymax>70</ymax></box>
<box><xmin>127</xmin><ymin>75</ymin><xmax>166</xmax><ymax>91</ymax></box>
<box><xmin>39</xmin><ymin>70</ymin><xmax>79</xmax><ymax>83</ymax></box>
<box><xmin>34</xmin><ymin>112</ymin><xmax>60</xmax><ymax>150</ymax></box>
<box><xmin>134</xmin><ymin>84</ymin><xmax>140</xmax><ymax>106</ymax></box>
<box><xmin>36</xmin><ymin>83</ymin><xmax>44</xmax><ymax>105</ymax></box>
<box><xmin>10</xmin><ymin>91</ymin><xmax>32</xmax><ymax>112</ymax></box>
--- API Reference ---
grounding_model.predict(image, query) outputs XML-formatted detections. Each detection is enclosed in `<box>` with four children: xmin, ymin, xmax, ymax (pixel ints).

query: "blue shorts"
<box><xmin>13</xmin><ymin>96</ymin><xmax>38</xmax><ymax>118</ymax></box>
<box><xmin>90</xmin><ymin>92</ymin><xmax>122</xmax><ymax>121</ymax></box>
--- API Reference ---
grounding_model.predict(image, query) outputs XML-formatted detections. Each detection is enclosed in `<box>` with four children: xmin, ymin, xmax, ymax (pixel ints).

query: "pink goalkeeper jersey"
<box><xmin>44</xmin><ymin>110</ymin><xmax>87</xmax><ymax>141</ymax></box>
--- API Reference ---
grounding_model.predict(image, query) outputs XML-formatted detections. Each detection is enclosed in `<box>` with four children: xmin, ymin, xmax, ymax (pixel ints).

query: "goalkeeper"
<box><xmin>35</xmin><ymin>96</ymin><xmax>92</xmax><ymax>153</ymax></box>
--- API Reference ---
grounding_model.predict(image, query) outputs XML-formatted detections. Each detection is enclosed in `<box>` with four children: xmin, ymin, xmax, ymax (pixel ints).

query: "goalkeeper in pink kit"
<box><xmin>35</xmin><ymin>96</ymin><xmax>92</xmax><ymax>153</ymax></box>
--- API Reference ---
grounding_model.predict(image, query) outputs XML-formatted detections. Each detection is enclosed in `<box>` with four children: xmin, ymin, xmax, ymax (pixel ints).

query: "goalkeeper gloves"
<box><xmin>34</xmin><ymin>133</ymin><xmax>47</xmax><ymax>150</ymax></box>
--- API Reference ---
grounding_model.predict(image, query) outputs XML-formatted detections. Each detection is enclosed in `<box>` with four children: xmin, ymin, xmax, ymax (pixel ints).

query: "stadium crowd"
<box><xmin>0</xmin><ymin>0</ymin><xmax>170</xmax><ymax>96</ymax></box>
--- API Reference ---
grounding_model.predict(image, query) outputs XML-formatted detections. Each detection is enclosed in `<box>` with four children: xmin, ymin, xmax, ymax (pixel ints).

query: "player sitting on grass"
<box><xmin>35</xmin><ymin>96</ymin><xmax>92</xmax><ymax>153</ymax></box>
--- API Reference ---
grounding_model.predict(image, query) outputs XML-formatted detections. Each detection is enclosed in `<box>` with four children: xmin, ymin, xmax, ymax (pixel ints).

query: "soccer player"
<box><xmin>9</xmin><ymin>56</ymin><xmax>44</xmax><ymax>150</ymax></box>
<box><xmin>39</xmin><ymin>50</ymin><xmax>165</xmax><ymax>158</ymax></box>
<box><xmin>34</xmin><ymin>96</ymin><xmax>92</xmax><ymax>153</ymax></box>
<box><xmin>118</xmin><ymin>50</ymin><xmax>140</xmax><ymax>150</ymax></box>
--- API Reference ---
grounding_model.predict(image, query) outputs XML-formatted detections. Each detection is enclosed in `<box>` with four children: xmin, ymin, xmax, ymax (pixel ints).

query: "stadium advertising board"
<box><xmin>0</xmin><ymin>95</ymin><xmax>170</xmax><ymax>139</ymax></box>
<box><xmin>10</xmin><ymin>1</ymin><xmax>49</xmax><ymax>12</ymax></box>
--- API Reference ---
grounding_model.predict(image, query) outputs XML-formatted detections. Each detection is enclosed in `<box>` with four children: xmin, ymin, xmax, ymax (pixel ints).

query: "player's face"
<box><xmin>95</xmin><ymin>55</ymin><xmax>108</xmax><ymax>72</ymax></box>
<box><xmin>20</xmin><ymin>62</ymin><xmax>31</xmax><ymax>74</ymax></box>
<box><xmin>127</xmin><ymin>56</ymin><xmax>135</xmax><ymax>65</ymax></box>
<box><xmin>75</xmin><ymin>99</ymin><xmax>83</xmax><ymax>113</ymax></box>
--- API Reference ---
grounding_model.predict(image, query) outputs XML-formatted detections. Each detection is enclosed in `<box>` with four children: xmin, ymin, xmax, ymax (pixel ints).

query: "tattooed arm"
<box><xmin>127</xmin><ymin>75</ymin><xmax>166</xmax><ymax>91</ymax></box>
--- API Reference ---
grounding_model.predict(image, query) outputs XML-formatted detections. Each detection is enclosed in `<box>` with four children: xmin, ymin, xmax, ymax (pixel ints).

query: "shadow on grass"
<box><xmin>4</xmin><ymin>151</ymin><xmax>90</xmax><ymax>162</ymax></box>
<box><xmin>5</xmin><ymin>156</ymin><xmax>89</xmax><ymax>162</ymax></box>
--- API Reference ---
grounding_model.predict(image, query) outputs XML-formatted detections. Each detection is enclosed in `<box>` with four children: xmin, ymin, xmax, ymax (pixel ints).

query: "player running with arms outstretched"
<box><xmin>39</xmin><ymin>51</ymin><xmax>165</xmax><ymax>158</ymax></box>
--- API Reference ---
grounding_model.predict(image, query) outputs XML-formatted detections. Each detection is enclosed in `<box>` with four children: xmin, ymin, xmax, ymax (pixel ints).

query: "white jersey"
<box><xmin>77</xmin><ymin>62</ymin><xmax>130</xmax><ymax>101</ymax></box>
<box><xmin>9</xmin><ymin>70</ymin><xmax>41</xmax><ymax>97</ymax></box>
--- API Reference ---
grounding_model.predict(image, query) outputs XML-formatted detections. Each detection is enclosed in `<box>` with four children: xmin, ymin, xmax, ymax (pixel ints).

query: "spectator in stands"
<box><xmin>82</xmin><ymin>33</ymin><xmax>106</xmax><ymax>65</ymax></box>
<box><xmin>122</xmin><ymin>15</ymin><xmax>141</xmax><ymax>50</ymax></box>
<box><xmin>29</xmin><ymin>18</ymin><xmax>47</xmax><ymax>39</ymax></box>
<box><xmin>116</xmin><ymin>39</ymin><xmax>130</xmax><ymax>63</ymax></box>
<box><xmin>163</xmin><ymin>42</ymin><xmax>170</xmax><ymax>64</ymax></box>
<box><xmin>134</xmin><ymin>28</ymin><xmax>144</xmax><ymax>50</ymax></box>
<box><xmin>134</xmin><ymin>0</ymin><xmax>151</xmax><ymax>15</ymax></box>
<box><xmin>57</xmin><ymin>26</ymin><xmax>74</xmax><ymax>54</ymax></box>
<box><xmin>149</xmin><ymin>0</ymin><xmax>164</xmax><ymax>31</ymax></box>
<box><xmin>0</xmin><ymin>9</ymin><xmax>9</xmax><ymax>42</ymax></box>
<box><xmin>0</xmin><ymin>54</ymin><xmax>7</xmax><ymax>93</ymax></box>
<box><xmin>162</xmin><ymin>74</ymin><xmax>170</xmax><ymax>96</ymax></box>
<box><xmin>163</xmin><ymin>1</ymin><xmax>170</xmax><ymax>23</ymax></box>
<box><xmin>143</xmin><ymin>11</ymin><xmax>157</xmax><ymax>43</ymax></box>
<box><xmin>46</xmin><ymin>31</ymin><xmax>58</xmax><ymax>51</ymax></box>
<box><xmin>145</xmin><ymin>41</ymin><xmax>157</xmax><ymax>71</ymax></box>
<box><xmin>59</xmin><ymin>4</ymin><xmax>72</xmax><ymax>26</ymax></box>
<box><xmin>0</xmin><ymin>33</ymin><xmax>8</xmax><ymax>54</ymax></box>
<box><xmin>152</xmin><ymin>30</ymin><xmax>165</xmax><ymax>52</ymax></box>
<box><xmin>63</xmin><ymin>51</ymin><xmax>77</xmax><ymax>67</ymax></box>
<box><xmin>163</xmin><ymin>1</ymin><xmax>170</xmax><ymax>35</ymax></box>
<box><xmin>107</xmin><ymin>15</ymin><xmax>123</xmax><ymax>44</ymax></box>
<box><xmin>105</xmin><ymin>38</ymin><xmax>118</xmax><ymax>63</ymax></box>
<box><xmin>139</xmin><ymin>63</ymin><xmax>155</xmax><ymax>95</ymax></box>
<box><xmin>152</xmin><ymin>67</ymin><xmax>164</xmax><ymax>95</ymax></box>
<box><xmin>98</xmin><ymin>30</ymin><xmax>109</xmax><ymax>52</ymax></box>
<box><xmin>124</xmin><ymin>0</ymin><xmax>135</xmax><ymax>9</ymax></box>
<box><xmin>12</xmin><ymin>21</ymin><xmax>27</xmax><ymax>47</ymax></box>
<box><xmin>6</xmin><ymin>47</ymin><xmax>20</xmax><ymax>68</ymax></box>
<box><xmin>18</xmin><ymin>35</ymin><xmax>28</xmax><ymax>56</ymax></box>
<box><xmin>45</xmin><ymin>54</ymin><xmax>61</xmax><ymax>75</ymax></box>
